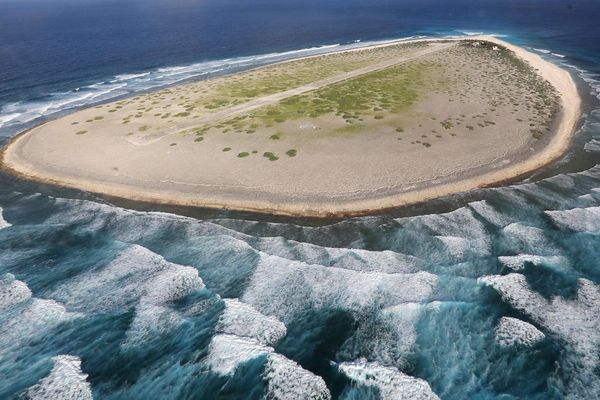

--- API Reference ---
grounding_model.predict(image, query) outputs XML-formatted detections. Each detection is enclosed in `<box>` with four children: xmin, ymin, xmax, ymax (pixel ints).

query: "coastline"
<box><xmin>0</xmin><ymin>35</ymin><xmax>582</xmax><ymax>218</ymax></box>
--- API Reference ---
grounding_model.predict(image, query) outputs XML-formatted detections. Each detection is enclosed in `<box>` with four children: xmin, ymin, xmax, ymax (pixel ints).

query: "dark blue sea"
<box><xmin>1</xmin><ymin>0</ymin><xmax>600</xmax><ymax>398</ymax></box>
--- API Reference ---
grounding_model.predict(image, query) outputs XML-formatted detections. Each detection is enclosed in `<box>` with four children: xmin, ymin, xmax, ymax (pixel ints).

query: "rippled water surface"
<box><xmin>1</xmin><ymin>0</ymin><xmax>600</xmax><ymax>398</ymax></box>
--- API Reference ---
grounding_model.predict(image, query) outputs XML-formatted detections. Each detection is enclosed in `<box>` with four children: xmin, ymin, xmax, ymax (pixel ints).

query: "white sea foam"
<box><xmin>0</xmin><ymin>296</ymin><xmax>77</xmax><ymax>356</ymax></box>
<box><xmin>47</xmin><ymin>197</ymin><xmax>250</xmax><ymax>243</ymax></box>
<box><xmin>257</xmin><ymin>237</ymin><xmax>421</xmax><ymax>274</ymax></box>
<box><xmin>402</xmin><ymin>207</ymin><xmax>491</xmax><ymax>256</ymax></box>
<box><xmin>468</xmin><ymin>200</ymin><xmax>512</xmax><ymax>228</ymax></box>
<box><xmin>217</xmin><ymin>298</ymin><xmax>287</xmax><ymax>346</ymax></box>
<box><xmin>480</xmin><ymin>273</ymin><xmax>600</xmax><ymax>396</ymax></box>
<box><xmin>0</xmin><ymin>112</ymin><xmax>20</xmax><ymax>125</ymax></box>
<box><xmin>445</xmin><ymin>32</ymin><xmax>507</xmax><ymax>39</ymax></box>
<box><xmin>501</xmin><ymin>223</ymin><xmax>555</xmax><ymax>253</ymax></box>
<box><xmin>206</xmin><ymin>334</ymin><xmax>331</xmax><ymax>399</ymax></box>
<box><xmin>576</xmin><ymin>193</ymin><xmax>596</xmax><ymax>207</ymax></box>
<box><xmin>498</xmin><ymin>254</ymin><xmax>571</xmax><ymax>272</ymax></box>
<box><xmin>546</xmin><ymin>206</ymin><xmax>600</xmax><ymax>232</ymax></box>
<box><xmin>435</xmin><ymin>236</ymin><xmax>472</xmax><ymax>258</ymax></box>
<box><xmin>584</xmin><ymin>138</ymin><xmax>600</xmax><ymax>153</ymax></box>
<box><xmin>533</xmin><ymin>48</ymin><xmax>551</xmax><ymax>54</ymax></box>
<box><xmin>340</xmin><ymin>303</ymin><xmax>423</xmax><ymax>368</ymax></box>
<box><xmin>24</xmin><ymin>355</ymin><xmax>92</xmax><ymax>400</ymax></box>
<box><xmin>457</xmin><ymin>31</ymin><xmax>484</xmax><ymax>36</ymax></box>
<box><xmin>122</xmin><ymin>304</ymin><xmax>186</xmax><ymax>348</ymax></box>
<box><xmin>48</xmin><ymin>244</ymin><xmax>204</xmax><ymax>347</ymax></box>
<box><xmin>0</xmin><ymin>273</ymin><xmax>31</xmax><ymax>312</ymax></box>
<box><xmin>546</xmin><ymin>174</ymin><xmax>577</xmax><ymax>190</ymax></box>
<box><xmin>479</xmin><ymin>274</ymin><xmax>600</xmax><ymax>368</ymax></box>
<box><xmin>114</xmin><ymin>72</ymin><xmax>151</xmax><ymax>81</ymax></box>
<box><xmin>206</xmin><ymin>334</ymin><xmax>273</xmax><ymax>375</ymax></box>
<box><xmin>0</xmin><ymin>207</ymin><xmax>11</xmax><ymax>229</ymax></box>
<box><xmin>495</xmin><ymin>317</ymin><xmax>545</xmax><ymax>347</ymax></box>
<box><xmin>339</xmin><ymin>360</ymin><xmax>439</xmax><ymax>400</ymax></box>
<box><xmin>241</xmin><ymin>254</ymin><xmax>437</xmax><ymax>321</ymax></box>
<box><xmin>376</xmin><ymin>303</ymin><xmax>422</xmax><ymax>361</ymax></box>
<box><xmin>562</xmin><ymin>63</ymin><xmax>600</xmax><ymax>100</ymax></box>
<box><xmin>265</xmin><ymin>354</ymin><xmax>331</xmax><ymax>400</ymax></box>
<box><xmin>51</xmin><ymin>244</ymin><xmax>204</xmax><ymax>312</ymax></box>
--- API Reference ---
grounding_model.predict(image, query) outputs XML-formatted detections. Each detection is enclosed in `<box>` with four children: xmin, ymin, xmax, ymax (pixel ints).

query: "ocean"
<box><xmin>1</xmin><ymin>0</ymin><xmax>600</xmax><ymax>398</ymax></box>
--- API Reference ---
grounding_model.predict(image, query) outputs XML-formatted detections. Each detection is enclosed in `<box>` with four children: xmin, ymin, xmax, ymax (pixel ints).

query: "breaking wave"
<box><xmin>23</xmin><ymin>355</ymin><xmax>92</xmax><ymax>400</ymax></box>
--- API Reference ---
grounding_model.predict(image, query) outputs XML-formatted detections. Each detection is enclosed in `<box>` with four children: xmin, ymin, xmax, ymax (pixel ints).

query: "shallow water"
<box><xmin>1</xmin><ymin>0</ymin><xmax>600</xmax><ymax>398</ymax></box>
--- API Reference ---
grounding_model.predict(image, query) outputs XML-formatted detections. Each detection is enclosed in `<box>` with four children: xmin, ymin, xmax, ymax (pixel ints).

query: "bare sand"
<box><xmin>0</xmin><ymin>36</ymin><xmax>582</xmax><ymax>217</ymax></box>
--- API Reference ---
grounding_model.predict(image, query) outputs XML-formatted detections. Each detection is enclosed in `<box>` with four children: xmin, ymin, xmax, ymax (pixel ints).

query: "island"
<box><xmin>0</xmin><ymin>36</ymin><xmax>581</xmax><ymax>217</ymax></box>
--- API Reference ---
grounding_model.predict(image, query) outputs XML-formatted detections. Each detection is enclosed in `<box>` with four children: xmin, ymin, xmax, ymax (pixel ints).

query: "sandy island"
<box><xmin>0</xmin><ymin>36</ymin><xmax>582</xmax><ymax>217</ymax></box>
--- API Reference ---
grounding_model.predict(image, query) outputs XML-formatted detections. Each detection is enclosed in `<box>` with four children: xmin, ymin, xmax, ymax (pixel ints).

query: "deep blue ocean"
<box><xmin>1</xmin><ymin>0</ymin><xmax>600</xmax><ymax>399</ymax></box>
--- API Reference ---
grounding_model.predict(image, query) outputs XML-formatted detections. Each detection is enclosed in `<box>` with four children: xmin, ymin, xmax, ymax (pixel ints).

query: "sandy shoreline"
<box><xmin>0</xmin><ymin>35</ymin><xmax>582</xmax><ymax>218</ymax></box>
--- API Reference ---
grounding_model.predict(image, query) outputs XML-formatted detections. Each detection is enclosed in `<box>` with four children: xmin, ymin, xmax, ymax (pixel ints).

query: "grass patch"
<box><xmin>229</xmin><ymin>60</ymin><xmax>436</xmax><ymax>131</ymax></box>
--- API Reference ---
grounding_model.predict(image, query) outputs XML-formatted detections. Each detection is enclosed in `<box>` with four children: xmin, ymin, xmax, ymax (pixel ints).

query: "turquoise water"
<box><xmin>1</xmin><ymin>0</ymin><xmax>600</xmax><ymax>398</ymax></box>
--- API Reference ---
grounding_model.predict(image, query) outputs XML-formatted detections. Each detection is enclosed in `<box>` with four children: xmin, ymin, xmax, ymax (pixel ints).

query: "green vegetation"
<box><xmin>237</xmin><ymin>152</ymin><xmax>250</xmax><ymax>158</ymax></box>
<box><xmin>440</xmin><ymin>120</ymin><xmax>454</xmax><ymax>129</ymax></box>
<box><xmin>75</xmin><ymin>130</ymin><xmax>87</xmax><ymax>135</ymax></box>
<box><xmin>162</xmin><ymin>41</ymin><xmax>432</xmax><ymax>121</ymax></box>
<box><xmin>222</xmin><ymin>147</ymin><xmax>232</xmax><ymax>152</ymax></box>
<box><xmin>263</xmin><ymin>152</ymin><xmax>279</xmax><ymax>161</ymax></box>
<box><xmin>221</xmin><ymin>60</ymin><xmax>436</xmax><ymax>132</ymax></box>
<box><xmin>138</xmin><ymin>125</ymin><xmax>149</xmax><ymax>132</ymax></box>
<box><xmin>269</xmin><ymin>133</ymin><xmax>281</xmax><ymax>140</ymax></box>
<box><xmin>286</xmin><ymin>149</ymin><xmax>297</xmax><ymax>157</ymax></box>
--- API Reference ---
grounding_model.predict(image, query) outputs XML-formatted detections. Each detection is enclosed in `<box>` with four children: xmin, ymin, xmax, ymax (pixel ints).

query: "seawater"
<box><xmin>1</xmin><ymin>0</ymin><xmax>600</xmax><ymax>398</ymax></box>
